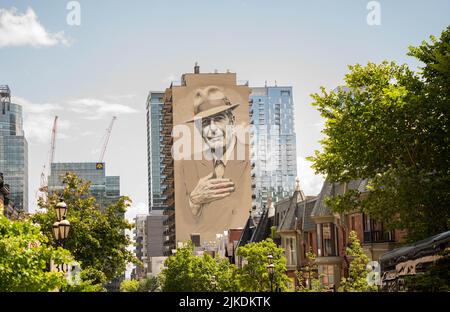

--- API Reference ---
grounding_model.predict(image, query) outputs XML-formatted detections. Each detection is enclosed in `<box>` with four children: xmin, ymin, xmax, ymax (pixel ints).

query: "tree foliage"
<box><xmin>119</xmin><ymin>279</ymin><xmax>140</xmax><ymax>292</ymax></box>
<box><xmin>236</xmin><ymin>238</ymin><xmax>290</xmax><ymax>292</ymax></box>
<box><xmin>339</xmin><ymin>231</ymin><xmax>377</xmax><ymax>292</ymax></box>
<box><xmin>32</xmin><ymin>173</ymin><xmax>137</xmax><ymax>288</ymax></box>
<box><xmin>0</xmin><ymin>214</ymin><xmax>72</xmax><ymax>291</ymax></box>
<box><xmin>296</xmin><ymin>249</ymin><xmax>327</xmax><ymax>292</ymax></box>
<box><xmin>138</xmin><ymin>275</ymin><xmax>160</xmax><ymax>292</ymax></box>
<box><xmin>160</xmin><ymin>241</ymin><xmax>239</xmax><ymax>292</ymax></box>
<box><xmin>308</xmin><ymin>27</ymin><xmax>450</xmax><ymax>242</ymax></box>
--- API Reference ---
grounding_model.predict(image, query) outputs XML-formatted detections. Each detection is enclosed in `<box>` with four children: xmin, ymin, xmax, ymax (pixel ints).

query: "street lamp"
<box><xmin>267</xmin><ymin>254</ymin><xmax>275</xmax><ymax>292</ymax></box>
<box><xmin>53</xmin><ymin>200</ymin><xmax>70</xmax><ymax>246</ymax></box>
<box><xmin>55</xmin><ymin>201</ymin><xmax>68</xmax><ymax>221</ymax></box>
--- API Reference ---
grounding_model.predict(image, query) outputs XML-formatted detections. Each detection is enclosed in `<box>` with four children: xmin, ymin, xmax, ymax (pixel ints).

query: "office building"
<box><xmin>48</xmin><ymin>162</ymin><xmax>120</xmax><ymax>208</ymax></box>
<box><xmin>249</xmin><ymin>85</ymin><xmax>297</xmax><ymax>214</ymax></box>
<box><xmin>0</xmin><ymin>85</ymin><xmax>28</xmax><ymax>212</ymax></box>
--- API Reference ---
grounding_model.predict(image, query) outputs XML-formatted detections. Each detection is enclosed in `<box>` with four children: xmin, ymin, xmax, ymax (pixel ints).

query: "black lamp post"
<box><xmin>267</xmin><ymin>254</ymin><xmax>274</xmax><ymax>292</ymax></box>
<box><xmin>53</xmin><ymin>200</ymin><xmax>70</xmax><ymax>247</ymax></box>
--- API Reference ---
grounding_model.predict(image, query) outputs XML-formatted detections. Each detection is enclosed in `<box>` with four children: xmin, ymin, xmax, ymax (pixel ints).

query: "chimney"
<box><xmin>194</xmin><ymin>62</ymin><xmax>200</xmax><ymax>74</ymax></box>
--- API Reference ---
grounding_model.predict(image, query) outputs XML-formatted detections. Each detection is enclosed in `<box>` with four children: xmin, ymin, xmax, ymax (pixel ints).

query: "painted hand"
<box><xmin>189</xmin><ymin>172</ymin><xmax>235</xmax><ymax>216</ymax></box>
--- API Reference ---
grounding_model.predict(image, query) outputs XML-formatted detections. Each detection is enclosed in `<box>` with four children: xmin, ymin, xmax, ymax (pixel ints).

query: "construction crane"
<box><xmin>98</xmin><ymin>116</ymin><xmax>117</xmax><ymax>163</ymax></box>
<box><xmin>39</xmin><ymin>116</ymin><xmax>58</xmax><ymax>194</ymax></box>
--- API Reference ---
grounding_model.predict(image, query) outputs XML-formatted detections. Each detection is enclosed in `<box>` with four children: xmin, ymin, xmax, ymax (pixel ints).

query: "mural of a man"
<box><xmin>176</xmin><ymin>85</ymin><xmax>251</xmax><ymax>242</ymax></box>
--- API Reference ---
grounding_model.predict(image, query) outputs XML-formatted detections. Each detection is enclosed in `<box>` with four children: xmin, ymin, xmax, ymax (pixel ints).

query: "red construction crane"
<box><xmin>98</xmin><ymin>116</ymin><xmax>116</xmax><ymax>163</ymax></box>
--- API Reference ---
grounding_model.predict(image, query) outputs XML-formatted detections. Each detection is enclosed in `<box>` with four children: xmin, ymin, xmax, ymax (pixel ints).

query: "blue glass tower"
<box><xmin>146</xmin><ymin>92</ymin><xmax>165</xmax><ymax>212</ymax></box>
<box><xmin>0</xmin><ymin>85</ymin><xmax>28</xmax><ymax>212</ymax></box>
<box><xmin>250</xmin><ymin>85</ymin><xmax>297</xmax><ymax>213</ymax></box>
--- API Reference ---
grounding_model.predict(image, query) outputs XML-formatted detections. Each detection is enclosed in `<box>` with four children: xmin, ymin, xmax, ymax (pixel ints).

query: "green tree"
<box><xmin>32</xmin><ymin>173</ymin><xmax>137</xmax><ymax>289</ymax></box>
<box><xmin>0</xmin><ymin>213</ymin><xmax>72</xmax><ymax>291</ymax></box>
<box><xmin>160</xmin><ymin>241</ymin><xmax>239</xmax><ymax>292</ymax></box>
<box><xmin>308</xmin><ymin>27</ymin><xmax>450</xmax><ymax>242</ymax></box>
<box><xmin>119</xmin><ymin>279</ymin><xmax>140</xmax><ymax>292</ymax></box>
<box><xmin>236</xmin><ymin>238</ymin><xmax>290</xmax><ymax>292</ymax></box>
<box><xmin>296</xmin><ymin>249</ymin><xmax>327</xmax><ymax>292</ymax></box>
<box><xmin>339</xmin><ymin>231</ymin><xmax>377</xmax><ymax>292</ymax></box>
<box><xmin>138</xmin><ymin>275</ymin><xmax>160</xmax><ymax>292</ymax></box>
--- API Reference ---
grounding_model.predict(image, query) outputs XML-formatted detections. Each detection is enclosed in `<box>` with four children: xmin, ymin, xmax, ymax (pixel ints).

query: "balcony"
<box><xmin>363</xmin><ymin>230</ymin><xmax>395</xmax><ymax>243</ymax></box>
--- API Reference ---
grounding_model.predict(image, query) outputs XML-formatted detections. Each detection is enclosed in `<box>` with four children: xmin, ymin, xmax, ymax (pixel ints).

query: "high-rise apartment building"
<box><xmin>249</xmin><ymin>86</ymin><xmax>297</xmax><ymax>213</ymax></box>
<box><xmin>146</xmin><ymin>92</ymin><xmax>165</xmax><ymax>211</ymax></box>
<box><xmin>0</xmin><ymin>85</ymin><xmax>28</xmax><ymax>212</ymax></box>
<box><xmin>48</xmin><ymin>162</ymin><xmax>120</xmax><ymax>208</ymax></box>
<box><xmin>134</xmin><ymin>214</ymin><xmax>149</xmax><ymax>279</ymax></box>
<box><xmin>146</xmin><ymin>92</ymin><xmax>168</xmax><ymax>257</ymax></box>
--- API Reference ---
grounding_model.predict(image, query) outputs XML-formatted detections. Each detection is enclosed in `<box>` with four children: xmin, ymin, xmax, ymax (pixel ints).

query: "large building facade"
<box><xmin>159</xmin><ymin>66</ymin><xmax>253</xmax><ymax>254</ymax></box>
<box><xmin>48</xmin><ymin>162</ymin><xmax>120</xmax><ymax>208</ymax></box>
<box><xmin>249</xmin><ymin>86</ymin><xmax>297</xmax><ymax>214</ymax></box>
<box><xmin>0</xmin><ymin>85</ymin><xmax>28</xmax><ymax>212</ymax></box>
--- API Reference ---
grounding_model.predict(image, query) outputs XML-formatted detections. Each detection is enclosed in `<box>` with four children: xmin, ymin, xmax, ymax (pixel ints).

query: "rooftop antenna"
<box><xmin>275</xmin><ymin>80</ymin><xmax>277</xmax><ymax>87</ymax></box>
<box><xmin>264</xmin><ymin>80</ymin><xmax>267</xmax><ymax>88</ymax></box>
<box><xmin>194</xmin><ymin>62</ymin><xmax>200</xmax><ymax>74</ymax></box>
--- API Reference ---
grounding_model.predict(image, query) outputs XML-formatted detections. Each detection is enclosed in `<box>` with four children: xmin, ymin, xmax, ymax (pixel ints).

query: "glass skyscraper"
<box><xmin>48</xmin><ymin>162</ymin><xmax>120</xmax><ymax>208</ymax></box>
<box><xmin>250</xmin><ymin>86</ymin><xmax>297</xmax><ymax>214</ymax></box>
<box><xmin>145</xmin><ymin>91</ymin><xmax>167</xmax><ymax>257</ymax></box>
<box><xmin>0</xmin><ymin>85</ymin><xmax>28</xmax><ymax>212</ymax></box>
<box><xmin>146</xmin><ymin>92</ymin><xmax>165</xmax><ymax>212</ymax></box>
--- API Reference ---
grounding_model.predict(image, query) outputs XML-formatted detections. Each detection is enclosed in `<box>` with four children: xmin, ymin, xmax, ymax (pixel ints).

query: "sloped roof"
<box><xmin>311</xmin><ymin>180</ymin><xmax>334</xmax><ymax>217</ymax></box>
<box><xmin>277</xmin><ymin>189</ymin><xmax>318</xmax><ymax>233</ymax></box>
<box><xmin>250</xmin><ymin>209</ymin><xmax>273</xmax><ymax>243</ymax></box>
<box><xmin>236</xmin><ymin>215</ymin><xmax>255</xmax><ymax>248</ymax></box>
<box><xmin>277</xmin><ymin>194</ymin><xmax>297</xmax><ymax>232</ymax></box>
<box><xmin>311</xmin><ymin>179</ymin><xmax>368</xmax><ymax>217</ymax></box>
<box><xmin>302</xmin><ymin>199</ymin><xmax>318</xmax><ymax>232</ymax></box>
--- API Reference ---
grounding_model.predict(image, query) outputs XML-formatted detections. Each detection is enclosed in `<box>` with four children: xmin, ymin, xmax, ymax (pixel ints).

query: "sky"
<box><xmin>0</xmin><ymin>0</ymin><xmax>449</xmax><ymax>225</ymax></box>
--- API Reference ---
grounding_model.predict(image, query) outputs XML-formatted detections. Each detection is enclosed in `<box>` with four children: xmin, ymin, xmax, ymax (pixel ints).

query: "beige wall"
<box><xmin>173</xmin><ymin>73</ymin><xmax>252</xmax><ymax>243</ymax></box>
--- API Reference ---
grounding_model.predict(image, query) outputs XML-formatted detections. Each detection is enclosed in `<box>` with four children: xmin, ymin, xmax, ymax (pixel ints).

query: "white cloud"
<box><xmin>68</xmin><ymin>98</ymin><xmax>138</xmax><ymax>120</ymax></box>
<box><xmin>125</xmin><ymin>201</ymin><xmax>148</xmax><ymax>223</ymax></box>
<box><xmin>0</xmin><ymin>7</ymin><xmax>70</xmax><ymax>48</ymax></box>
<box><xmin>297</xmin><ymin>156</ymin><xmax>324</xmax><ymax>196</ymax></box>
<box><xmin>12</xmin><ymin>96</ymin><xmax>68</xmax><ymax>144</ymax></box>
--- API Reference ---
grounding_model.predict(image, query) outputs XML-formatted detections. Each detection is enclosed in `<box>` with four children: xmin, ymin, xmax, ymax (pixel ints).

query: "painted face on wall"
<box><xmin>201</xmin><ymin>111</ymin><xmax>234</xmax><ymax>152</ymax></box>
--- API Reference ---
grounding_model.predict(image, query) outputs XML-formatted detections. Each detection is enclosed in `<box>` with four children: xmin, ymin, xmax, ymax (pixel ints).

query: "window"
<box><xmin>308</xmin><ymin>232</ymin><xmax>313</xmax><ymax>251</ymax></box>
<box><xmin>319</xmin><ymin>265</ymin><xmax>335</xmax><ymax>286</ymax></box>
<box><xmin>318</xmin><ymin>223</ymin><xmax>338</xmax><ymax>257</ymax></box>
<box><xmin>284</xmin><ymin>237</ymin><xmax>297</xmax><ymax>266</ymax></box>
